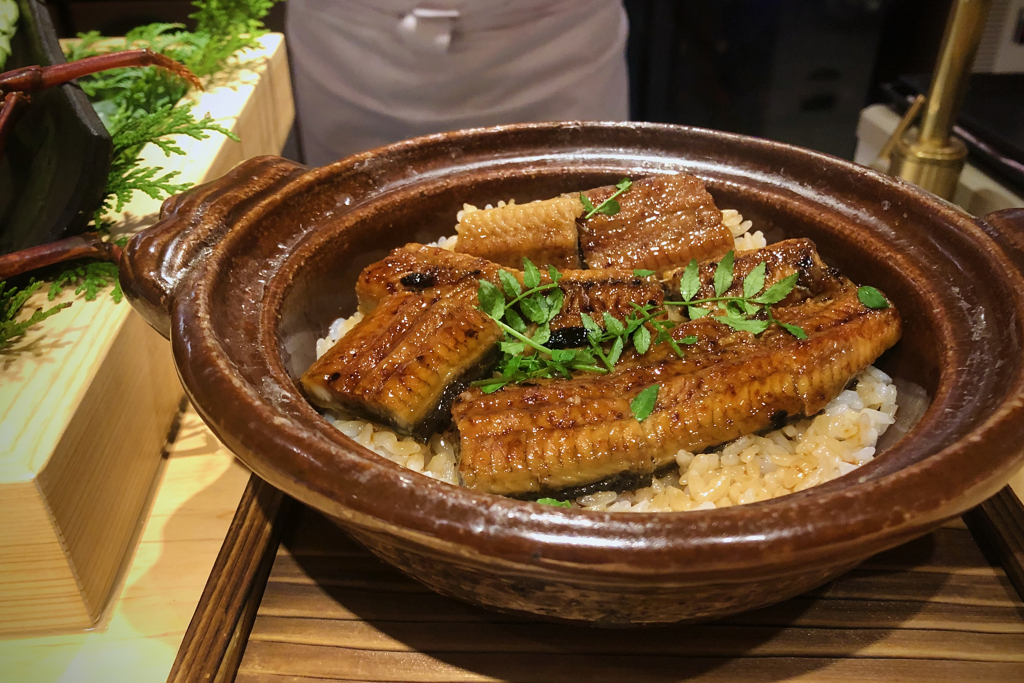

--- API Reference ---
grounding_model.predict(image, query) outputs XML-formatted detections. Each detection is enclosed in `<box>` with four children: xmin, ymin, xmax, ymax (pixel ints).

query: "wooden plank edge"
<box><xmin>964</xmin><ymin>486</ymin><xmax>1024</xmax><ymax>602</ymax></box>
<box><xmin>214</xmin><ymin>520</ymin><xmax>286</xmax><ymax>683</ymax></box>
<box><xmin>167</xmin><ymin>474</ymin><xmax>292</xmax><ymax>683</ymax></box>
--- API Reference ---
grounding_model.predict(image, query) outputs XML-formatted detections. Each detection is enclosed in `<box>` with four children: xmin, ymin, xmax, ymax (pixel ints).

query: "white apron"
<box><xmin>286</xmin><ymin>0</ymin><xmax>629</xmax><ymax>165</ymax></box>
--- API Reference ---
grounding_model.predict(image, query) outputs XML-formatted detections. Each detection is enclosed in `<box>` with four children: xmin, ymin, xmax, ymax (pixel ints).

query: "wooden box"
<box><xmin>0</xmin><ymin>33</ymin><xmax>294</xmax><ymax>635</ymax></box>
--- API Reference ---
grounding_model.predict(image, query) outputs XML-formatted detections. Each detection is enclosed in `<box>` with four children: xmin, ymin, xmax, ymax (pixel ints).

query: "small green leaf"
<box><xmin>679</xmin><ymin>259</ymin><xmax>700</xmax><ymax>302</ymax></box>
<box><xmin>536</xmin><ymin>498</ymin><xmax>572</xmax><ymax>508</ymax></box>
<box><xmin>580</xmin><ymin>312</ymin><xmax>602</xmax><ymax>334</ymax></box>
<box><xmin>742</xmin><ymin>301</ymin><xmax>760</xmax><ymax>315</ymax></box>
<box><xmin>582</xmin><ymin>178</ymin><xmax>632</xmax><ymax>219</ymax></box>
<box><xmin>580</xmin><ymin>193</ymin><xmax>596</xmax><ymax>214</ymax></box>
<box><xmin>573</xmin><ymin>348</ymin><xmax>597</xmax><ymax>366</ymax></box>
<box><xmin>688</xmin><ymin>306</ymin><xmax>711</xmax><ymax>319</ymax></box>
<box><xmin>500</xmin><ymin>341</ymin><xmax>526</xmax><ymax>355</ymax></box>
<box><xmin>502</xmin><ymin>355</ymin><xmax>523</xmax><ymax>376</ymax></box>
<box><xmin>607</xmin><ymin>337</ymin><xmax>624</xmax><ymax>366</ymax></box>
<box><xmin>549</xmin><ymin>349</ymin><xmax>576</xmax><ymax>362</ymax></box>
<box><xmin>518</xmin><ymin>356</ymin><xmax>541</xmax><ymax>375</ymax></box>
<box><xmin>633</xmin><ymin>325</ymin><xmax>651</xmax><ymax>354</ymax></box>
<box><xmin>713</xmin><ymin>251</ymin><xmax>735</xmax><ymax>297</ymax></box>
<box><xmin>755</xmin><ymin>272</ymin><xmax>799</xmax><ymax>305</ymax></box>
<box><xmin>857</xmin><ymin>286</ymin><xmax>889</xmax><ymax>309</ymax></box>
<box><xmin>777</xmin><ymin>321</ymin><xmax>808</xmax><ymax>339</ymax></box>
<box><xmin>546</xmin><ymin>288</ymin><xmax>565</xmax><ymax>320</ymax></box>
<box><xmin>505</xmin><ymin>308</ymin><xmax>527</xmax><ymax>334</ymax></box>
<box><xmin>633</xmin><ymin>269</ymin><xmax>656</xmax><ymax>277</ymax></box>
<box><xmin>520</xmin><ymin>296</ymin><xmax>548</xmax><ymax>324</ymax></box>
<box><xmin>547</xmin><ymin>264</ymin><xmax>563</xmax><ymax>284</ymax></box>
<box><xmin>532</xmin><ymin>324</ymin><xmax>551</xmax><ymax>346</ymax></box>
<box><xmin>630</xmin><ymin>384</ymin><xmax>660</xmax><ymax>422</ymax></box>
<box><xmin>742</xmin><ymin>262</ymin><xmax>767</xmax><ymax>299</ymax></box>
<box><xmin>718</xmin><ymin>317</ymin><xmax>770</xmax><ymax>334</ymax></box>
<box><xmin>477</xmin><ymin>379</ymin><xmax>510</xmax><ymax>394</ymax></box>
<box><xmin>603</xmin><ymin>312</ymin><xmax>625</xmax><ymax>337</ymax></box>
<box><xmin>523</xmin><ymin>258</ymin><xmax>541</xmax><ymax>289</ymax></box>
<box><xmin>724</xmin><ymin>301</ymin><xmax>747</xmax><ymax>319</ymax></box>
<box><xmin>478</xmin><ymin>280</ymin><xmax>505</xmax><ymax>320</ymax></box>
<box><xmin>499</xmin><ymin>270</ymin><xmax>521</xmax><ymax>298</ymax></box>
<box><xmin>679</xmin><ymin>335</ymin><xmax>698</xmax><ymax>344</ymax></box>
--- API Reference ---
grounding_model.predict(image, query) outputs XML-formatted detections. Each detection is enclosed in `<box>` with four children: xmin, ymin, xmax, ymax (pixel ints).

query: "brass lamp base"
<box><xmin>878</xmin><ymin>0</ymin><xmax>990</xmax><ymax>202</ymax></box>
<box><xmin>888</xmin><ymin>133</ymin><xmax>967</xmax><ymax>201</ymax></box>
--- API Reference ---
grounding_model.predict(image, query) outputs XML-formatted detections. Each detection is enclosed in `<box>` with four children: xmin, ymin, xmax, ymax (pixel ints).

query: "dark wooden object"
<box><xmin>966</xmin><ymin>487</ymin><xmax>1024</xmax><ymax>607</ymax></box>
<box><xmin>0</xmin><ymin>0</ymin><xmax>111</xmax><ymax>256</ymax></box>
<box><xmin>171</xmin><ymin>475</ymin><xmax>1024</xmax><ymax>683</ymax></box>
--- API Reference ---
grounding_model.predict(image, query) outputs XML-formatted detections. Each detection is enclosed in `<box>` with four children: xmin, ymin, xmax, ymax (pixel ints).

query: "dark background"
<box><xmin>45</xmin><ymin>0</ymin><xmax>957</xmax><ymax>161</ymax></box>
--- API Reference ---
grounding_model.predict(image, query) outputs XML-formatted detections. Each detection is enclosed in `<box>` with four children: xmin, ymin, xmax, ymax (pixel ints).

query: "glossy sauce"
<box><xmin>579</xmin><ymin>174</ymin><xmax>733</xmax><ymax>274</ymax></box>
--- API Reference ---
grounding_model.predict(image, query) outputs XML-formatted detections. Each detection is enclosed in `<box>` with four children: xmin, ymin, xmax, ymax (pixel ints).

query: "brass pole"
<box><xmin>888</xmin><ymin>0</ymin><xmax>992</xmax><ymax>200</ymax></box>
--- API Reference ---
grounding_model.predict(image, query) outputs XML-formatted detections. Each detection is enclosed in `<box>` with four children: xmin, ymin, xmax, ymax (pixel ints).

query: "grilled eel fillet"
<box><xmin>308</xmin><ymin>248</ymin><xmax>663</xmax><ymax>439</ymax></box>
<box><xmin>355</xmin><ymin>244</ymin><xmax>663</xmax><ymax>331</ymax></box>
<box><xmin>301</xmin><ymin>280</ymin><xmax>503</xmax><ymax>440</ymax></box>
<box><xmin>453</xmin><ymin>284</ymin><xmax>902</xmax><ymax>497</ymax></box>
<box><xmin>455</xmin><ymin>196</ymin><xmax>584</xmax><ymax>269</ymax></box>
<box><xmin>579</xmin><ymin>174</ymin><xmax>734</xmax><ymax>275</ymax></box>
<box><xmin>355</xmin><ymin>245</ymin><xmax>503</xmax><ymax>314</ymax></box>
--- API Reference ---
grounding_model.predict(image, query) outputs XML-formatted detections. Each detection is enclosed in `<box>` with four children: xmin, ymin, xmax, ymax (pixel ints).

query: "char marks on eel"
<box><xmin>579</xmin><ymin>174</ymin><xmax>734</xmax><ymax>275</ymax></box>
<box><xmin>453</xmin><ymin>283</ymin><xmax>901</xmax><ymax>497</ymax></box>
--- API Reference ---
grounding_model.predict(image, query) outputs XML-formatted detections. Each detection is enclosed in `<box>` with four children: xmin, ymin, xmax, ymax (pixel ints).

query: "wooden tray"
<box><xmin>169</xmin><ymin>476</ymin><xmax>1024</xmax><ymax>683</ymax></box>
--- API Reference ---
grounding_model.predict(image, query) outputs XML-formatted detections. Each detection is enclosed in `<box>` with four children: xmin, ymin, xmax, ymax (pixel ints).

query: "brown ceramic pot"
<box><xmin>120</xmin><ymin>123</ymin><xmax>1024</xmax><ymax>625</ymax></box>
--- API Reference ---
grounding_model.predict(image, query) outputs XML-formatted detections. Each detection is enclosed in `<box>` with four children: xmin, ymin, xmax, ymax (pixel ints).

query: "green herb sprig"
<box><xmin>580</xmin><ymin>178</ymin><xmax>632</xmax><ymax>219</ymax></box>
<box><xmin>666</xmin><ymin>251</ymin><xmax>807</xmax><ymax>339</ymax></box>
<box><xmin>64</xmin><ymin>1</ymin><xmax>277</xmax><ymax>229</ymax></box>
<box><xmin>857</xmin><ymin>286</ymin><xmax>889</xmax><ymax>309</ymax></box>
<box><xmin>474</xmin><ymin>258</ymin><xmax>607</xmax><ymax>394</ymax></box>
<box><xmin>473</xmin><ymin>250</ymin><xmax>891</xmax><ymax>417</ymax></box>
<box><xmin>1</xmin><ymin>281</ymin><xmax>72</xmax><ymax>349</ymax></box>
<box><xmin>48</xmin><ymin>262</ymin><xmax>124</xmax><ymax>303</ymax></box>
<box><xmin>579</xmin><ymin>303</ymin><xmax>695</xmax><ymax>371</ymax></box>
<box><xmin>97</xmin><ymin>103</ymin><xmax>238</xmax><ymax>227</ymax></box>
<box><xmin>536</xmin><ymin>498</ymin><xmax>572</xmax><ymax>508</ymax></box>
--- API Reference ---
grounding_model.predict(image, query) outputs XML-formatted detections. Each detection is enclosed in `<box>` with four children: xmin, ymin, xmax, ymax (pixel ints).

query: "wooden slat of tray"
<box><xmin>171</xmin><ymin>479</ymin><xmax>1024</xmax><ymax>682</ymax></box>
<box><xmin>225</xmin><ymin>509</ymin><xmax>1023</xmax><ymax>683</ymax></box>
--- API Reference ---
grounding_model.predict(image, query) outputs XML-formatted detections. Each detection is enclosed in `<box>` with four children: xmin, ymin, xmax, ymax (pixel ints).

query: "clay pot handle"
<box><xmin>119</xmin><ymin>155</ymin><xmax>308</xmax><ymax>338</ymax></box>
<box><xmin>980</xmin><ymin>208</ymin><xmax>1024</xmax><ymax>277</ymax></box>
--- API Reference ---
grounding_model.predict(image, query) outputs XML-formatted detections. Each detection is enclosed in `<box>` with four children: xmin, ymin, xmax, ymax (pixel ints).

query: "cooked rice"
<box><xmin>315</xmin><ymin>207</ymin><xmax>893</xmax><ymax>510</ymax></box>
<box><xmin>427</xmin><ymin>234</ymin><xmax>459</xmax><ymax>251</ymax></box>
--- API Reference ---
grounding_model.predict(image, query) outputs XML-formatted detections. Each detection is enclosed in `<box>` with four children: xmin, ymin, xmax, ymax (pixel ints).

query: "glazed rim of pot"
<box><xmin>167</xmin><ymin>122</ymin><xmax>1024</xmax><ymax>580</ymax></box>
